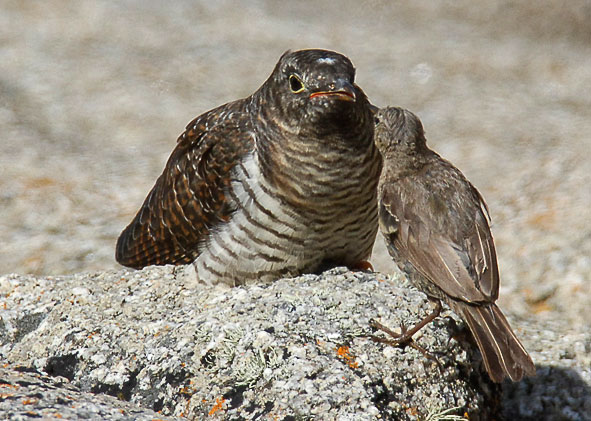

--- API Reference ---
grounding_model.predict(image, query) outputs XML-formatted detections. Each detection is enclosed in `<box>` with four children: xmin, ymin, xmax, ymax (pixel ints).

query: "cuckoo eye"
<box><xmin>289</xmin><ymin>74</ymin><xmax>305</xmax><ymax>93</ymax></box>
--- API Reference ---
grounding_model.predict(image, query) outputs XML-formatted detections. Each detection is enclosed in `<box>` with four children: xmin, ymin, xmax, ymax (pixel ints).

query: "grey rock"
<box><xmin>1</xmin><ymin>266</ymin><xmax>500</xmax><ymax>420</ymax></box>
<box><xmin>502</xmin><ymin>319</ymin><xmax>591</xmax><ymax>421</ymax></box>
<box><xmin>0</xmin><ymin>365</ymin><xmax>177</xmax><ymax>420</ymax></box>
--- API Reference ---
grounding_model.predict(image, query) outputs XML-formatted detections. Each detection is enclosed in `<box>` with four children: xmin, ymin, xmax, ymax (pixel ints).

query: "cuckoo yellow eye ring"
<box><xmin>289</xmin><ymin>74</ymin><xmax>305</xmax><ymax>93</ymax></box>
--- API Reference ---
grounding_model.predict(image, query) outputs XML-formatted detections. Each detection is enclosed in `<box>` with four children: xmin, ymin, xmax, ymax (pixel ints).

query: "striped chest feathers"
<box><xmin>194</xmin><ymin>149</ymin><xmax>380</xmax><ymax>286</ymax></box>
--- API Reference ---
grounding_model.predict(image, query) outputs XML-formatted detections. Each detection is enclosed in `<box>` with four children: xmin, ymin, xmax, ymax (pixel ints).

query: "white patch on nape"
<box><xmin>316</xmin><ymin>57</ymin><xmax>336</xmax><ymax>65</ymax></box>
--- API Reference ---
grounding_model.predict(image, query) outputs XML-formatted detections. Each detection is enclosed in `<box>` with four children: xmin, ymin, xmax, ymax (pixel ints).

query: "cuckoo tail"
<box><xmin>449</xmin><ymin>301</ymin><xmax>536</xmax><ymax>383</ymax></box>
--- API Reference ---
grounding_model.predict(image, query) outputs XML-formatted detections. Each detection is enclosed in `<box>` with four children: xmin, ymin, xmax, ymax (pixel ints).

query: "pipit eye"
<box><xmin>289</xmin><ymin>74</ymin><xmax>305</xmax><ymax>93</ymax></box>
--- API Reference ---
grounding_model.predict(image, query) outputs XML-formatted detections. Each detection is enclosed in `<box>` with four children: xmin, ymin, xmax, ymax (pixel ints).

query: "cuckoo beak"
<box><xmin>309</xmin><ymin>79</ymin><xmax>356</xmax><ymax>102</ymax></box>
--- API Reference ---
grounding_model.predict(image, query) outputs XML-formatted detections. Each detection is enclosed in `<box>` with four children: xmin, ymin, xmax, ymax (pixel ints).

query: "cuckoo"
<box><xmin>116</xmin><ymin>49</ymin><xmax>382</xmax><ymax>286</ymax></box>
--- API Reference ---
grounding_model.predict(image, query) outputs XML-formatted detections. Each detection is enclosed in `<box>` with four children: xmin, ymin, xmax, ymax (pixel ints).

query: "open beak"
<box><xmin>309</xmin><ymin>80</ymin><xmax>356</xmax><ymax>102</ymax></box>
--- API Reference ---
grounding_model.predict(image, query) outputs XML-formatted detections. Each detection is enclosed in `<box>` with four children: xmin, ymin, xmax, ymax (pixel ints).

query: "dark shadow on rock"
<box><xmin>45</xmin><ymin>353</ymin><xmax>78</xmax><ymax>381</ymax></box>
<box><xmin>14</xmin><ymin>312</ymin><xmax>47</xmax><ymax>342</ymax></box>
<box><xmin>503</xmin><ymin>364</ymin><xmax>591</xmax><ymax>421</ymax></box>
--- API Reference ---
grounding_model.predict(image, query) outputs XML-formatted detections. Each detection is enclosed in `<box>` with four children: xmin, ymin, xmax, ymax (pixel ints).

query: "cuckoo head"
<box><xmin>258</xmin><ymin>49</ymin><xmax>373</xmax><ymax>139</ymax></box>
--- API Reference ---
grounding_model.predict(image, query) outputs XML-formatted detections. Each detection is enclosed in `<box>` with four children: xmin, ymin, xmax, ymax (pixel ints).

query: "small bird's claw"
<box><xmin>369</xmin><ymin>318</ymin><xmax>442</xmax><ymax>369</ymax></box>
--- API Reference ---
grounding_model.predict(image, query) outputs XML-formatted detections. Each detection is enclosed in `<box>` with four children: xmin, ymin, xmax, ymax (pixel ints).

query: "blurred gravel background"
<box><xmin>1</xmin><ymin>0</ymin><xmax>590</xmax><ymax>334</ymax></box>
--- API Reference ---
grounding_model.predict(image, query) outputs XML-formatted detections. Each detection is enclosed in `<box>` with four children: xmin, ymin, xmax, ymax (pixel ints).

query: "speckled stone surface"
<box><xmin>502</xmin><ymin>319</ymin><xmax>591</xmax><ymax>421</ymax></box>
<box><xmin>1</xmin><ymin>267</ymin><xmax>501</xmax><ymax>420</ymax></box>
<box><xmin>0</xmin><ymin>365</ymin><xmax>177</xmax><ymax>421</ymax></box>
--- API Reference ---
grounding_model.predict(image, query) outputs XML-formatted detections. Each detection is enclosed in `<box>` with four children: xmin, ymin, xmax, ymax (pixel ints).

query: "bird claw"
<box><xmin>406</xmin><ymin>341</ymin><xmax>442</xmax><ymax>370</ymax></box>
<box><xmin>368</xmin><ymin>301</ymin><xmax>444</xmax><ymax>369</ymax></box>
<box><xmin>368</xmin><ymin>318</ymin><xmax>442</xmax><ymax>370</ymax></box>
<box><xmin>369</xmin><ymin>319</ymin><xmax>414</xmax><ymax>346</ymax></box>
<box><xmin>351</xmin><ymin>260</ymin><xmax>374</xmax><ymax>271</ymax></box>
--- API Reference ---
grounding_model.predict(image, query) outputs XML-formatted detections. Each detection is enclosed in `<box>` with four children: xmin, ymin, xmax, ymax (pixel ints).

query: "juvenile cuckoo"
<box><xmin>116</xmin><ymin>49</ymin><xmax>382</xmax><ymax>286</ymax></box>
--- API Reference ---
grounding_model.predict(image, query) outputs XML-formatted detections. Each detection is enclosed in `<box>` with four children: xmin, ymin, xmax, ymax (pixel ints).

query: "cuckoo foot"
<box><xmin>351</xmin><ymin>260</ymin><xmax>374</xmax><ymax>271</ymax></box>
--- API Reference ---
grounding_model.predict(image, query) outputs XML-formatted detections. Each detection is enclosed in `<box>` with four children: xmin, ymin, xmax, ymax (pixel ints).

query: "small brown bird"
<box><xmin>373</xmin><ymin>106</ymin><xmax>535</xmax><ymax>382</ymax></box>
<box><xmin>116</xmin><ymin>49</ymin><xmax>382</xmax><ymax>286</ymax></box>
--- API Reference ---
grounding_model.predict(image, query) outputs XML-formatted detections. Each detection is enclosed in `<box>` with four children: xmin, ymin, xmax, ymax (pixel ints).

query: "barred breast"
<box><xmin>194</xmin><ymin>138</ymin><xmax>382</xmax><ymax>286</ymax></box>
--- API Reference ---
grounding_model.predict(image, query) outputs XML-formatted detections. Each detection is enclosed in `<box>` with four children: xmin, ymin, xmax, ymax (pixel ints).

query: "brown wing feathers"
<box><xmin>116</xmin><ymin>105</ymin><xmax>253</xmax><ymax>269</ymax></box>
<box><xmin>450</xmin><ymin>301</ymin><xmax>536</xmax><ymax>382</ymax></box>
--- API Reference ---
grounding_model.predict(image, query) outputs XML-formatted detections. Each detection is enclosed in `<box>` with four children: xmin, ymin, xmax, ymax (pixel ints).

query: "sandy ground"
<box><xmin>1</xmin><ymin>0</ymin><xmax>590</xmax><ymax>333</ymax></box>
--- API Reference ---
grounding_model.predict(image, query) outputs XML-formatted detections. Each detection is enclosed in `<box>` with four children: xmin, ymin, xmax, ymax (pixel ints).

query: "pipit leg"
<box><xmin>371</xmin><ymin>299</ymin><xmax>442</xmax><ymax>345</ymax></box>
<box><xmin>369</xmin><ymin>319</ymin><xmax>440</xmax><ymax>365</ymax></box>
<box><xmin>369</xmin><ymin>299</ymin><xmax>443</xmax><ymax>367</ymax></box>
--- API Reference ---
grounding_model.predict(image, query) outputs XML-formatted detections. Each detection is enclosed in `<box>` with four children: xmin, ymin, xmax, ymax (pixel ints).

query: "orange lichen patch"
<box><xmin>335</xmin><ymin>346</ymin><xmax>348</xmax><ymax>358</ymax></box>
<box><xmin>405</xmin><ymin>407</ymin><xmax>419</xmax><ymax>416</ymax></box>
<box><xmin>334</xmin><ymin>346</ymin><xmax>359</xmax><ymax>369</ymax></box>
<box><xmin>22</xmin><ymin>398</ymin><xmax>39</xmax><ymax>405</ymax></box>
<box><xmin>208</xmin><ymin>397</ymin><xmax>226</xmax><ymax>416</ymax></box>
<box><xmin>179</xmin><ymin>386</ymin><xmax>193</xmax><ymax>397</ymax></box>
<box><xmin>0</xmin><ymin>383</ymin><xmax>19</xmax><ymax>389</ymax></box>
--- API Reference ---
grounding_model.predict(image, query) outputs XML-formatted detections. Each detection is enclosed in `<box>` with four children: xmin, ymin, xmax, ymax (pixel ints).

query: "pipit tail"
<box><xmin>449</xmin><ymin>301</ymin><xmax>536</xmax><ymax>382</ymax></box>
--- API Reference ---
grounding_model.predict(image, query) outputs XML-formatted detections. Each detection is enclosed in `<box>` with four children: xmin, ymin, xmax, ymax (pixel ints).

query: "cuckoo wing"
<box><xmin>116</xmin><ymin>101</ymin><xmax>254</xmax><ymax>269</ymax></box>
